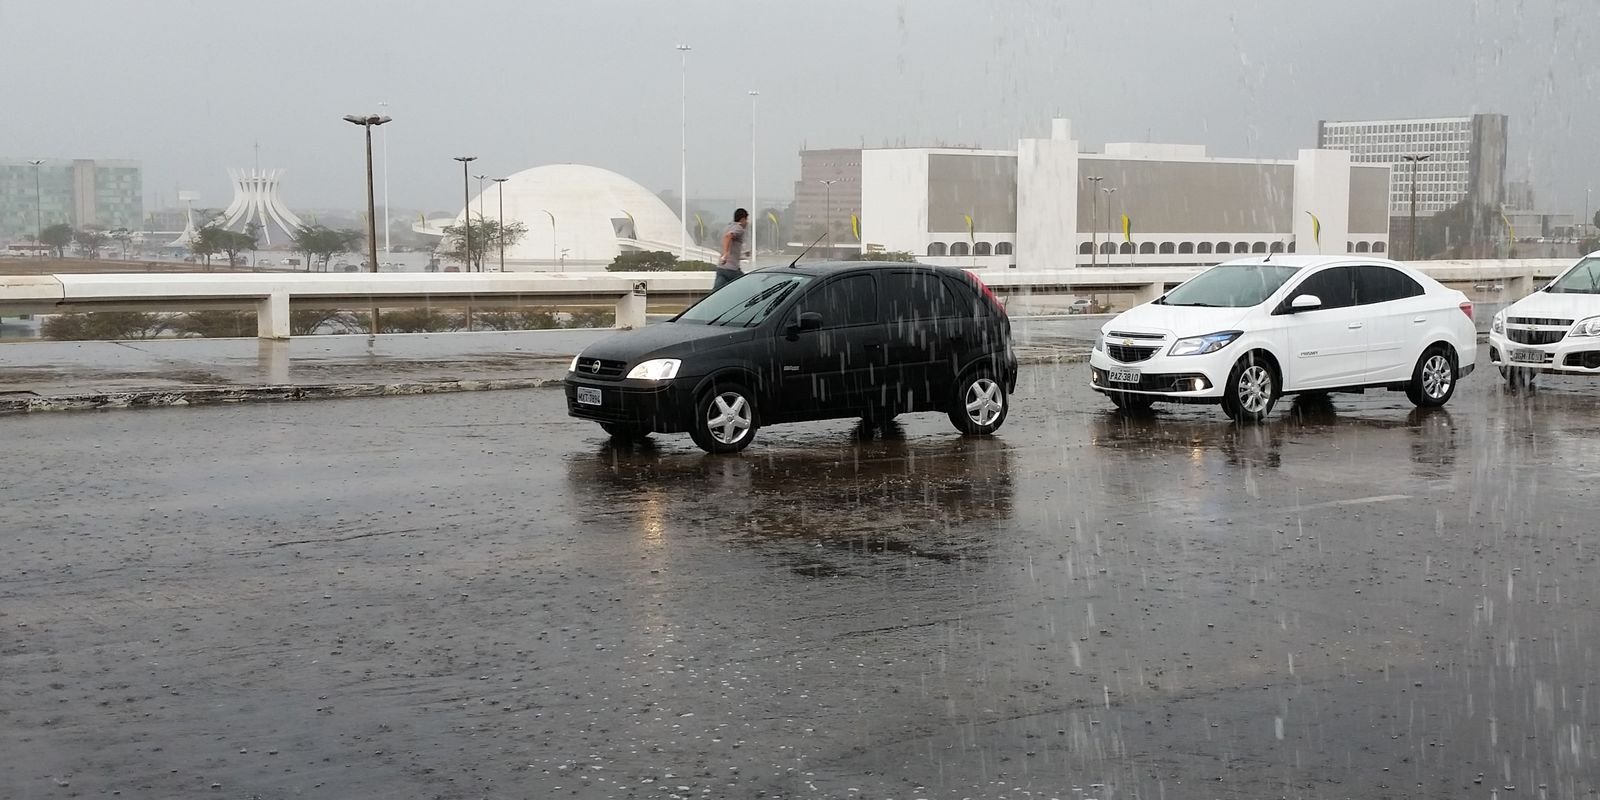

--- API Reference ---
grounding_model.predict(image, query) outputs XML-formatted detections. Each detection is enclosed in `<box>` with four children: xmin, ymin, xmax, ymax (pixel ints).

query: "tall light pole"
<box><xmin>1403</xmin><ymin>154</ymin><xmax>1430</xmax><ymax>260</ymax></box>
<box><xmin>542</xmin><ymin>209</ymin><xmax>557</xmax><ymax>270</ymax></box>
<box><xmin>1102</xmin><ymin>186</ymin><xmax>1118</xmax><ymax>260</ymax></box>
<box><xmin>1086</xmin><ymin>176</ymin><xmax>1103</xmax><ymax>266</ymax></box>
<box><xmin>378</xmin><ymin>100</ymin><xmax>391</xmax><ymax>258</ymax></box>
<box><xmin>474</xmin><ymin>173</ymin><xmax>490</xmax><ymax>254</ymax></box>
<box><xmin>453</xmin><ymin>156</ymin><xmax>477</xmax><ymax>271</ymax></box>
<box><xmin>493</xmin><ymin>177</ymin><xmax>508</xmax><ymax>272</ymax></box>
<box><xmin>27</xmin><ymin>160</ymin><xmax>43</xmax><ymax>257</ymax></box>
<box><xmin>748</xmin><ymin>89</ymin><xmax>759</xmax><ymax>256</ymax></box>
<box><xmin>676</xmin><ymin>43</ymin><xmax>692</xmax><ymax>258</ymax></box>
<box><xmin>344</xmin><ymin>113</ymin><xmax>391</xmax><ymax>332</ymax></box>
<box><xmin>819</xmin><ymin>179</ymin><xmax>838</xmax><ymax>253</ymax></box>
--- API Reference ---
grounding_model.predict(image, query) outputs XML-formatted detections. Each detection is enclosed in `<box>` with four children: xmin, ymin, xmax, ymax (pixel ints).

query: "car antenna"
<box><xmin>788</xmin><ymin>231</ymin><xmax>829</xmax><ymax>268</ymax></box>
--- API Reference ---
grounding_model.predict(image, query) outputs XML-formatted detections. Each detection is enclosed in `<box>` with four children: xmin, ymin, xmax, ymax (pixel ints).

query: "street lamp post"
<box><xmin>542</xmin><ymin>209</ymin><xmax>557</xmax><ymax>270</ymax></box>
<box><xmin>1086</xmin><ymin>176</ymin><xmax>1103</xmax><ymax>266</ymax></box>
<box><xmin>676</xmin><ymin>43</ymin><xmax>692</xmax><ymax>258</ymax></box>
<box><xmin>27</xmin><ymin>160</ymin><xmax>43</xmax><ymax>257</ymax></box>
<box><xmin>748</xmin><ymin>89</ymin><xmax>759</xmax><ymax>256</ymax></box>
<box><xmin>1102</xmin><ymin>186</ymin><xmax>1118</xmax><ymax>261</ymax></box>
<box><xmin>819</xmin><ymin>179</ymin><xmax>838</xmax><ymax>254</ymax></box>
<box><xmin>493</xmin><ymin>177</ymin><xmax>508</xmax><ymax>272</ymax></box>
<box><xmin>378</xmin><ymin>100</ymin><xmax>391</xmax><ymax>258</ymax></box>
<box><xmin>344</xmin><ymin>113</ymin><xmax>392</xmax><ymax>330</ymax></box>
<box><xmin>1403</xmin><ymin>154</ymin><xmax>1431</xmax><ymax>260</ymax></box>
<box><xmin>453</xmin><ymin>156</ymin><xmax>477</xmax><ymax>271</ymax></box>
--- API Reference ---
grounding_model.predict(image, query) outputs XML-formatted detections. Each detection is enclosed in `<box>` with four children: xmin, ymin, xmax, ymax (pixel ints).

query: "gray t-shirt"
<box><xmin>720</xmin><ymin>223</ymin><xmax>748</xmax><ymax>270</ymax></box>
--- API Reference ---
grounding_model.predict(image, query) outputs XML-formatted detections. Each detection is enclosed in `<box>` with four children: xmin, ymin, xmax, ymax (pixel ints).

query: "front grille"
<box><xmin>1508</xmin><ymin>328</ymin><xmax>1566</xmax><ymax>346</ymax></box>
<box><xmin>1094</xmin><ymin>368</ymin><xmax>1210</xmax><ymax>393</ymax></box>
<box><xmin>1105</xmin><ymin>343</ymin><xmax>1160</xmax><ymax>362</ymax></box>
<box><xmin>575</xmin><ymin>358</ymin><xmax>628</xmax><ymax>379</ymax></box>
<box><xmin>1509</xmin><ymin>317</ymin><xmax>1573</xmax><ymax>327</ymax></box>
<box><xmin>1107</xmin><ymin>330</ymin><xmax>1165</xmax><ymax>341</ymax></box>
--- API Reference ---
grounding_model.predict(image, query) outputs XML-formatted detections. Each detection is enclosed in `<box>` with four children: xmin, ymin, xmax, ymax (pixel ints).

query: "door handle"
<box><xmin>863</xmin><ymin>342</ymin><xmax>883</xmax><ymax>351</ymax></box>
<box><xmin>1412</xmin><ymin>317</ymin><xmax>1427</xmax><ymax>323</ymax></box>
<box><xmin>1347</xmin><ymin>322</ymin><xmax>1364</xmax><ymax>330</ymax></box>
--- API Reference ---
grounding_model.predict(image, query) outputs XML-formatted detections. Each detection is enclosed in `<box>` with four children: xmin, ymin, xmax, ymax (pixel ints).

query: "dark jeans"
<box><xmin>713</xmin><ymin>268</ymin><xmax>742</xmax><ymax>291</ymax></box>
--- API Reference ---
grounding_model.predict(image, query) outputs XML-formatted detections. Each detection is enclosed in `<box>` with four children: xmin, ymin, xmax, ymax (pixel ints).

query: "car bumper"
<box><xmin>1488</xmin><ymin>332</ymin><xmax>1600</xmax><ymax>375</ymax></box>
<box><xmin>564</xmin><ymin>374</ymin><xmax>699</xmax><ymax>432</ymax></box>
<box><xmin>1087</xmin><ymin>347</ymin><xmax>1232</xmax><ymax>400</ymax></box>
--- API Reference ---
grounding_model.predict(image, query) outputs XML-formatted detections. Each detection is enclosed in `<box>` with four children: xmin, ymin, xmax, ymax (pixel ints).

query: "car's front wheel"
<box><xmin>1405</xmin><ymin>345</ymin><xmax>1458</xmax><ymax>407</ymax></box>
<box><xmin>949</xmin><ymin>370</ymin><xmax>1009</xmax><ymax>435</ymax></box>
<box><xmin>1221</xmin><ymin>354</ymin><xmax>1278</xmax><ymax>423</ymax></box>
<box><xmin>689</xmin><ymin>382</ymin><xmax>759</xmax><ymax>454</ymax></box>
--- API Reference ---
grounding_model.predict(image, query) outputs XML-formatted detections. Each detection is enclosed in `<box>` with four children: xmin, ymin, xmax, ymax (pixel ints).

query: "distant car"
<box><xmin>1068</xmin><ymin>298</ymin><xmax>1095</xmax><ymax>315</ymax></box>
<box><xmin>1089</xmin><ymin>256</ymin><xmax>1477</xmax><ymax>421</ymax></box>
<box><xmin>1489</xmin><ymin>251</ymin><xmax>1600</xmax><ymax>387</ymax></box>
<box><xmin>564</xmin><ymin>262</ymin><xmax>1018</xmax><ymax>453</ymax></box>
<box><xmin>258</xmin><ymin>258</ymin><xmax>274</xmax><ymax>266</ymax></box>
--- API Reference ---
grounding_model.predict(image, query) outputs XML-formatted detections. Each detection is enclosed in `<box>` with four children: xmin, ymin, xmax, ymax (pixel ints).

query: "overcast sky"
<box><xmin>2</xmin><ymin>0</ymin><xmax>1594</xmax><ymax>215</ymax></box>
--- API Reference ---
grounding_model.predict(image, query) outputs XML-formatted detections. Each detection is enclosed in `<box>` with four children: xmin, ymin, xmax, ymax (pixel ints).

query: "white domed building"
<box><xmin>418</xmin><ymin>164</ymin><xmax>718</xmax><ymax>270</ymax></box>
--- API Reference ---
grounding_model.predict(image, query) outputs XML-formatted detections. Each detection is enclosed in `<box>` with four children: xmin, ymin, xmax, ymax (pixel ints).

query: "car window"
<box><xmin>1160</xmin><ymin>264</ymin><xmax>1301</xmax><ymax>307</ymax></box>
<box><xmin>1355</xmin><ymin>265</ymin><xmax>1424</xmax><ymax>304</ymax></box>
<box><xmin>882</xmin><ymin>271</ymin><xmax>959</xmax><ymax>322</ymax></box>
<box><xmin>1546</xmin><ymin>257</ymin><xmax>1600</xmax><ymax>294</ymax></box>
<box><xmin>795</xmin><ymin>273</ymin><xmax>878</xmax><ymax>328</ymax></box>
<box><xmin>676</xmin><ymin>272</ymin><xmax>812</xmax><ymax>327</ymax></box>
<box><xmin>1287</xmin><ymin>266</ymin><xmax>1357</xmax><ymax>310</ymax></box>
<box><xmin>941</xmin><ymin>275</ymin><xmax>983</xmax><ymax>317</ymax></box>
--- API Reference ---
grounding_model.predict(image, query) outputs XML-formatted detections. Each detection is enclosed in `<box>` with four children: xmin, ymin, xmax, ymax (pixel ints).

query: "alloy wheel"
<box><xmin>1236</xmin><ymin>365</ymin><xmax>1273</xmax><ymax>414</ymax></box>
<box><xmin>964</xmin><ymin>378</ymin><xmax>1004</xmax><ymax>427</ymax></box>
<box><xmin>1421</xmin><ymin>354</ymin><xmax>1452</xmax><ymax>399</ymax></box>
<box><xmin>706</xmin><ymin>392</ymin><xmax>752</xmax><ymax>445</ymax></box>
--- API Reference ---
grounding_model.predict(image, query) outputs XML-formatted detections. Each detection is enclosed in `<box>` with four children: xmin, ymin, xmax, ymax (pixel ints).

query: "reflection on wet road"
<box><xmin>3</xmin><ymin>352</ymin><xmax>1598</xmax><ymax>798</ymax></box>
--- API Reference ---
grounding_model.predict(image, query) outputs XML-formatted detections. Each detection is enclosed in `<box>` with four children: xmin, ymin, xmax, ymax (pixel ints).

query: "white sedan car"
<box><xmin>1089</xmin><ymin>256</ymin><xmax>1478</xmax><ymax>421</ymax></box>
<box><xmin>1489</xmin><ymin>252</ymin><xmax>1600</xmax><ymax>387</ymax></box>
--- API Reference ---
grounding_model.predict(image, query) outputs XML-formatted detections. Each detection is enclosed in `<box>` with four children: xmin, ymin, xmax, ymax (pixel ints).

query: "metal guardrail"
<box><xmin>0</xmin><ymin>259</ymin><xmax>1577</xmax><ymax>339</ymax></box>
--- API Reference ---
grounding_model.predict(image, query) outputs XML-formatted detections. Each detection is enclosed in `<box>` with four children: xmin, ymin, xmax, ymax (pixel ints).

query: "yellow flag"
<box><xmin>766</xmin><ymin>210</ymin><xmax>779</xmax><ymax>227</ymax></box>
<box><xmin>1501</xmin><ymin>211</ymin><xmax>1515</xmax><ymax>242</ymax></box>
<box><xmin>694</xmin><ymin>213</ymin><xmax>705</xmax><ymax>243</ymax></box>
<box><xmin>963</xmin><ymin>214</ymin><xmax>975</xmax><ymax>243</ymax></box>
<box><xmin>1120</xmin><ymin>214</ymin><xmax>1131</xmax><ymax>243</ymax></box>
<box><xmin>1305</xmin><ymin>211</ymin><xmax>1322</xmax><ymax>251</ymax></box>
<box><xmin>850</xmin><ymin>214</ymin><xmax>860</xmax><ymax>242</ymax></box>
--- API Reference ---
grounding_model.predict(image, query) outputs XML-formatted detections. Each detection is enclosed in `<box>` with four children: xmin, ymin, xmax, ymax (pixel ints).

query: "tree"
<box><xmin>292</xmin><ymin>224</ymin><xmax>363</xmax><ymax>271</ymax></box>
<box><xmin>40</xmin><ymin>223</ymin><xmax>73</xmax><ymax>258</ymax></box>
<box><xmin>73</xmin><ymin>228</ymin><xmax>110</xmax><ymax>258</ymax></box>
<box><xmin>474</xmin><ymin>309</ymin><xmax>561</xmax><ymax>331</ymax></box>
<box><xmin>440</xmin><ymin>217</ymin><xmax>528</xmax><ymax>271</ymax></box>
<box><xmin>108</xmin><ymin>227</ymin><xmax>133</xmax><ymax>260</ymax></box>
<box><xmin>192</xmin><ymin>224</ymin><xmax>225</xmax><ymax>268</ymax></box>
<box><xmin>607</xmin><ymin>250</ymin><xmax>680</xmax><ymax>272</ymax></box>
<box><xmin>857</xmin><ymin>250</ymin><xmax>918</xmax><ymax>262</ymax></box>
<box><xmin>42</xmin><ymin>312</ymin><xmax>170</xmax><ymax>340</ymax></box>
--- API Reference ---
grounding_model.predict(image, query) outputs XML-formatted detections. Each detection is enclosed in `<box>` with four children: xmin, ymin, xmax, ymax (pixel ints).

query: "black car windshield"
<box><xmin>676</xmin><ymin>272</ymin><xmax>814</xmax><ymax>326</ymax></box>
<box><xmin>1546</xmin><ymin>258</ymin><xmax>1600</xmax><ymax>294</ymax></box>
<box><xmin>1159</xmin><ymin>264</ymin><xmax>1302</xmax><ymax>307</ymax></box>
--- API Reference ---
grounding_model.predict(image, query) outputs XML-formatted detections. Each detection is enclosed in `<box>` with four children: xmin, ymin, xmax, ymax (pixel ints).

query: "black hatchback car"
<box><xmin>564</xmin><ymin>262</ymin><xmax>1018</xmax><ymax>453</ymax></box>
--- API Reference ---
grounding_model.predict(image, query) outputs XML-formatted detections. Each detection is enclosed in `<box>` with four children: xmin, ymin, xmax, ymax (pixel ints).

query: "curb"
<box><xmin>0</xmin><ymin>377</ymin><xmax>556</xmax><ymax>415</ymax></box>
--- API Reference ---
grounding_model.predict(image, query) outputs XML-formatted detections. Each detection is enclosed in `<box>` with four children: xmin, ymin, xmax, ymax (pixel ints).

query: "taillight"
<box><xmin>1459</xmin><ymin>301</ymin><xmax>1474</xmax><ymax>321</ymax></box>
<box><xmin>971</xmin><ymin>275</ymin><xmax>1007</xmax><ymax>317</ymax></box>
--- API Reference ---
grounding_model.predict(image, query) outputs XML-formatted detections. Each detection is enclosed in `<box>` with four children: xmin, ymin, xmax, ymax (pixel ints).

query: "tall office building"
<box><xmin>0</xmin><ymin>158</ymin><xmax>143</xmax><ymax>243</ymax></box>
<box><xmin>1316</xmin><ymin>114</ymin><xmax>1507</xmax><ymax>217</ymax></box>
<box><xmin>790</xmin><ymin>149</ymin><xmax>862</xmax><ymax>240</ymax></box>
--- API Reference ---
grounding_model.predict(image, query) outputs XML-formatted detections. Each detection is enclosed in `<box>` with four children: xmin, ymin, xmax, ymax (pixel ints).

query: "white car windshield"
<box><xmin>1158</xmin><ymin>264</ymin><xmax>1302</xmax><ymax>308</ymax></box>
<box><xmin>1545</xmin><ymin>257</ymin><xmax>1600</xmax><ymax>294</ymax></box>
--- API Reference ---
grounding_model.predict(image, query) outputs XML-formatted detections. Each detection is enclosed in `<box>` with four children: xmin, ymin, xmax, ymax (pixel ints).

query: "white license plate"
<box><xmin>576</xmin><ymin>387</ymin><xmax>602</xmax><ymax>406</ymax></box>
<box><xmin>1108</xmin><ymin>369</ymin><xmax>1141</xmax><ymax>384</ymax></box>
<box><xmin>1510</xmin><ymin>348</ymin><xmax>1544</xmax><ymax>364</ymax></box>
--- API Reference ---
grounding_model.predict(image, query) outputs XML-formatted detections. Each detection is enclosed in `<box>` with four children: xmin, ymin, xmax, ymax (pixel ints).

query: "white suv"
<box><xmin>1089</xmin><ymin>256</ymin><xmax>1478</xmax><ymax>421</ymax></box>
<box><xmin>1489</xmin><ymin>252</ymin><xmax>1600</xmax><ymax>387</ymax></box>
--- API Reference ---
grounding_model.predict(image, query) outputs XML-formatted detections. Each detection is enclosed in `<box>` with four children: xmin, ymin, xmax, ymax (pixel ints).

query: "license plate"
<box><xmin>1108</xmin><ymin>369</ymin><xmax>1141</xmax><ymax>384</ymax></box>
<box><xmin>1510</xmin><ymin>348</ymin><xmax>1544</xmax><ymax>364</ymax></box>
<box><xmin>576</xmin><ymin>387</ymin><xmax>602</xmax><ymax>406</ymax></box>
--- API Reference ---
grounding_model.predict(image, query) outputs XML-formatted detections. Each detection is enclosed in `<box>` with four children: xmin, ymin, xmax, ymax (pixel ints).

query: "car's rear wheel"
<box><xmin>1405</xmin><ymin>345</ymin><xmax>1457</xmax><ymax>407</ymax></box>
<box><xmin>1107</xmin><ymin>392</ymin><xmax>1156</xmax><ymax>413</ymax></box>
<box><xmin>1221</xmin><ymin>354</ymin><xmax>1278</xmax><ymax>423</ymax></box>
<box><xmin>689</xmin><ymin>382</ymin><xmax>758</xmax><ymax>454</ymax></box>
<box><xmin>599</xmin><ymin>422</ymin><xmax>651</xmax><ymax>441</ymax></box>
<box><xmin>948</xmin><ymin>370</ymin><xmax>1009</xmax><ymax>435</ymax></box>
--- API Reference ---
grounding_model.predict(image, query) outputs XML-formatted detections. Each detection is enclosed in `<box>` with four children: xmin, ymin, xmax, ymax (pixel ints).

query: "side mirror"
<box><xmin>787</xmin><ymin>311</ymin><xmax>823</xmax><ymax>337</ymax></box>
<box><xmin>1290</xmin><ymin>294</ymin><xmax>1323</xmax><ymax>312</ymax></box>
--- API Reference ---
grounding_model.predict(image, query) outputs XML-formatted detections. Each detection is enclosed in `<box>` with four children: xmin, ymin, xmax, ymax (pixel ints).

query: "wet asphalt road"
<box><xmin>3</xmin><ymin>350</ymin><xmax>1599</xmax><ymax>799</ymax></box>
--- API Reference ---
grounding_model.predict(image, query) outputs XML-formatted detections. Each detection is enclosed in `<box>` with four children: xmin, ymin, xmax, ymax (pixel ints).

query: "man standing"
<box><xmin>714</xmin><ymin>208</ymin><xmax>751</xmax><ymax>291</ymax></box>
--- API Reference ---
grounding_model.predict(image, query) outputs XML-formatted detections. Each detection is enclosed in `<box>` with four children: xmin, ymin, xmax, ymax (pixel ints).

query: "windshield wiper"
<box><xmin>1169</xmin><ymin>302</ymin><xmax>1220</xmax><ymax>307</ymax></box>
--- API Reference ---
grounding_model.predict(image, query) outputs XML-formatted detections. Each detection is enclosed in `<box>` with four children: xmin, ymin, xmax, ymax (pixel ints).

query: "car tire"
<box><xmin>1221</xmin><ymin>353</ymin><xmax>1278</xmax><ymax>423</ymax></box>
<box><xmin>1107</xmin><ymin>392</ymin><xmax>1156</xmax><ymax>413</ymax></box>
<box><xmin>689</xmin><ymin>382</ymin><xmax>759</xmax><ymax>454</ymax></box>
<box><xmin>600</xmin><ymin>422</ymin><xmax>651</xmax><ymax>441</ymax></box>
<box><xmin>949</xmin><ymin>369</ymin><xmax>1009</xmax><ymax>435</ymax></box>
<box><xmin>1405</xmin><ymin>345</ymin><xmax>1457</xmax><ymax>407</ymax></box>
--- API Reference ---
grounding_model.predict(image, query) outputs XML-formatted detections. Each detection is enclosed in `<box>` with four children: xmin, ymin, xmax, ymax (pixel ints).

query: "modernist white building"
<box><xmin>419</xmin><ymin>163</ymin><xmax>715</xmax><ymax>270</ymax></box>
<box><xmin>861</xmin><ymin>119</ymin><xmax>1392</xmax><ymax>270</ymax></box>
<box><xmin>218</xmin><ymin>169</ymin><xmax>306</xmax><ymax>246</ymax></box>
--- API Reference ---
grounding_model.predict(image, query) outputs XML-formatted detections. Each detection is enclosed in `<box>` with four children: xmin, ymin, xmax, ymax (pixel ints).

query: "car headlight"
<box><xmin>1491</xmin><ymin>313</ymin><xmax>1505</xmax><ymax>334</ymax></box>
<box><xmin>1571</xmin><ymin>317</ymin><xmax>1600</xmax><ymax>337</ymax></box>
<box><xmin>1169</xmin><ymin>330</ymin><xmax>1242</xmax><ymax>357</ymax></box>
<box><xmin>626</xmin><ymin>358</ymin><xmax>682</xmax><ymax>380</ymax></box>
<box><xmin>568</xmin><ymin>355</ymin><xmax>581</xmax><ymax>373</ymax></box>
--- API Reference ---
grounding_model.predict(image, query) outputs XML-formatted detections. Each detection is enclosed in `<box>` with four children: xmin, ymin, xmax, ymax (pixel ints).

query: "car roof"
<box><xmin>1210</xmin><ymin>255</ymin><xmax>1407</xmax><ymax>270</ymax></box>
<box><xmin>758</xmin><ymin>260</ymin><xmax>970</xmax><ymax>278</ymax></box>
